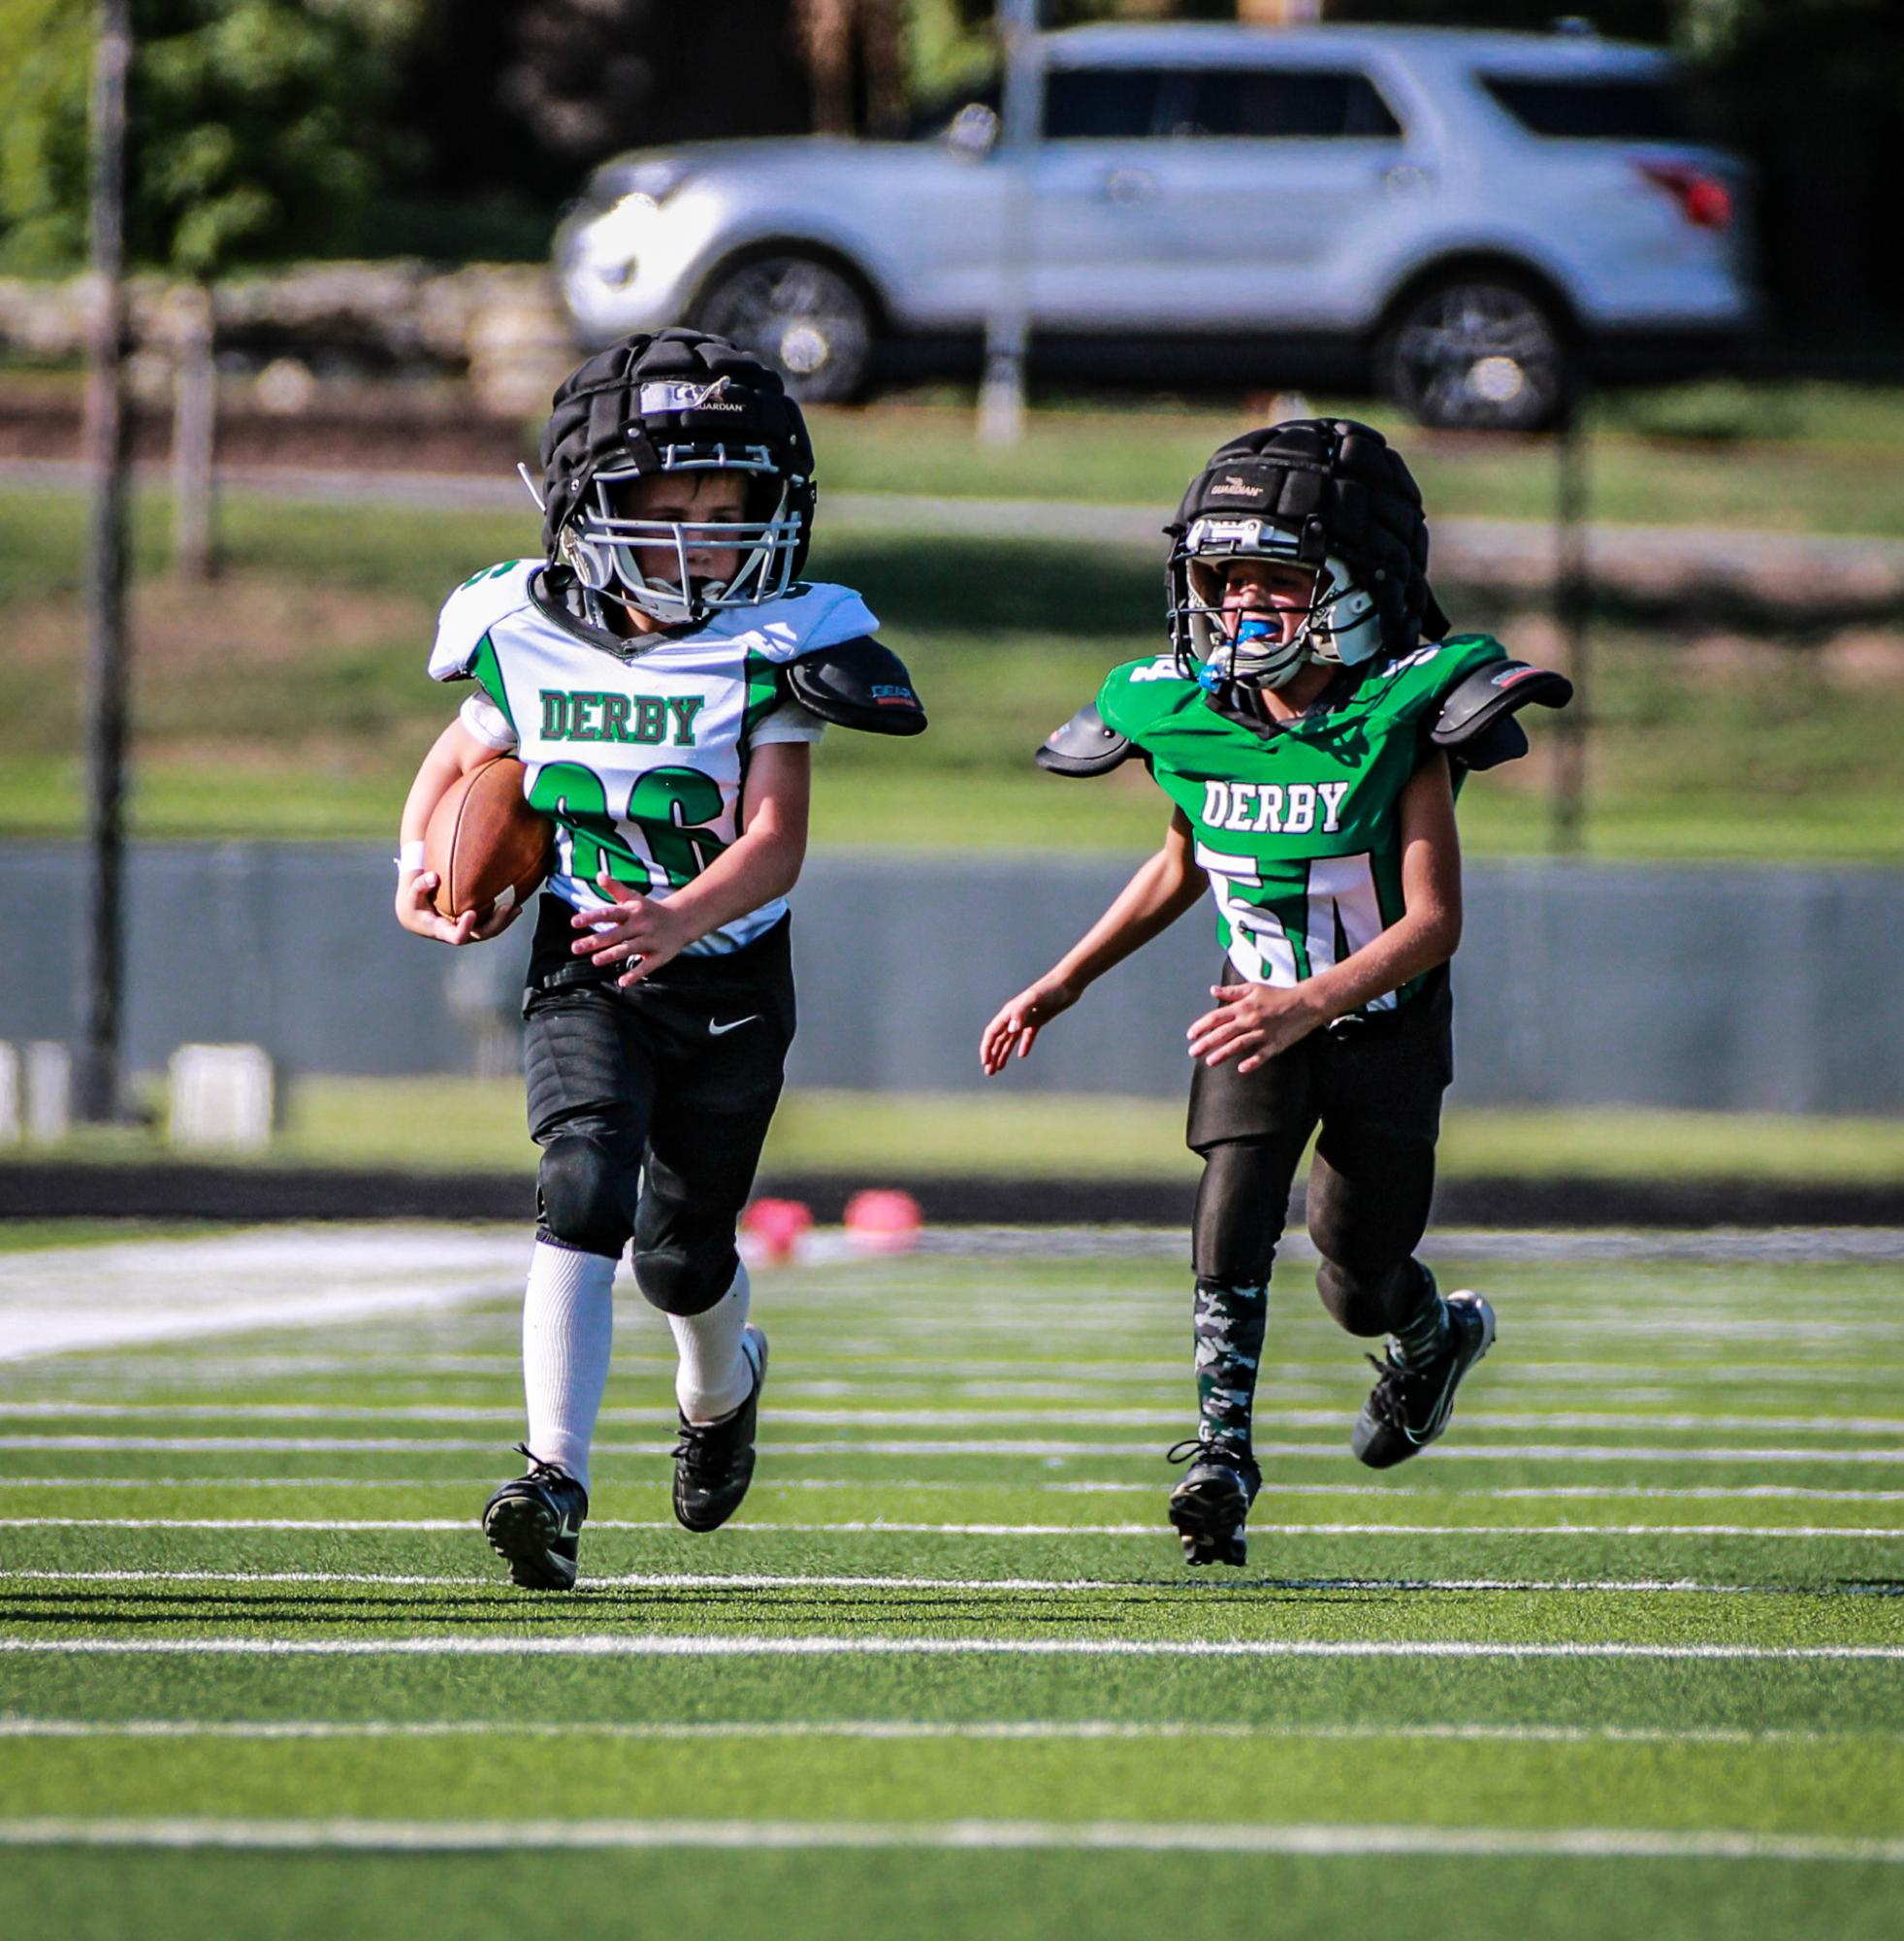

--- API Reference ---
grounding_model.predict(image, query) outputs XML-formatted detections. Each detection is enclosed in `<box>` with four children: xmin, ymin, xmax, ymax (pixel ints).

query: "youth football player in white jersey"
<box><xmin>395</xmin><ymin>330</ymin><xmax>924</xmax><ymax>1589</ymax></box>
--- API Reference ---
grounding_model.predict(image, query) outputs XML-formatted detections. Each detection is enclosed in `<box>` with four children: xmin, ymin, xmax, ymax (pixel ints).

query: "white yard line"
<box><xmin>5</xmin><ymin>1477</ymin><xmax>1899</xmax><ymax>1504</ymax></box>
<box><xmin>1041</xmin><ymin>1483</ymin><xmax>1904</xmax><ymax>1504</ymax></box>
<box><xmin>22</xmin><ymin>1356</ymin><xmax>1899</xmax><ymax>1387</ymax></box>
<box><xmin>4</xmin><ymin>1434</ymin><xmax>1900</xmax><ymax>1466</ymax></box>
<box><xmin>853</xmin><ymin>1318</ymin><xmax>1904</xmax><ymax>1343</ymax></box>
<box><xmin>0</xmin><ymin>1477</ymin><xmax>486</xmax><ymax>1490</ymax></box>
<box><xmin>9</xmin><ymin>1403</ymin><xmax>1902</xmax><ymax>1433</ymax></box>
<box><xmin>0</xmin><ymin>1717</ymin><xmax>1885</xmax><ymax>1747</ymax></box>
<box><xmin>1</xmin><ymin>1516</ymin><xmax>1895</xmax><ymax>1537</ymax></box>
<box><xmin>1</xmin><ymin>1636</ymin><xmax>1899</xmax><ymax>1661</ymax></box>
<box><xmin>0</xmin><ymin>1816</ymin><xmax>1897</xmax><ymax>1861</ymax></box>
<box><xmin>0</xmin><ymin>1567</ymin><xmax>1866</xmax><ymax>1598</ymax></box>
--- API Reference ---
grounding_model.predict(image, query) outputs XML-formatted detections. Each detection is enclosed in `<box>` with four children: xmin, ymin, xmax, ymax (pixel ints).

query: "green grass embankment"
<box><xmin>11</xmin><ymin>1083</ymin><xmax>1904</xmax><ymax>1187</ymax></box>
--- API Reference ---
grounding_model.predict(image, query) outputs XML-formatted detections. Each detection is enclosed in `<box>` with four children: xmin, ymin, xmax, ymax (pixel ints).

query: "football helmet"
<box><xmin>1166</xmin><ymin>419</ymin><xmax>1445</xmax><ymax>695</ymax></box>
<box><xmin>533</xmin><ymin>328</ymin><xmax>816</xmax><ymax>630</ymax></box>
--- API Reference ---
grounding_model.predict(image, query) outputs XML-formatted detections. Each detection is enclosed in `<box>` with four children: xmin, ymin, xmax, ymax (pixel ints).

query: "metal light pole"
<box><xmin>978</xmin><ymin>0</ymin><xmax>1038</xmax><ymax>445</ymax></box>
<box><xmin>75</xmin><ymin>0</ymin><xmax>133</xmax><ymax>1123</ymax></box>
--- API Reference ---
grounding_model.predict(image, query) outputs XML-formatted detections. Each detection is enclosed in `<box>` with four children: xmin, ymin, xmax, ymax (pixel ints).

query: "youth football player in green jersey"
<box><xmin>982</xmin><ymin>420</ymin><xmax>1568</xmax><ymax>1568</ymax></box>
<box><xmin>395</xmin><ymin>330</ymin><xmax>924</xmax><ymax>1589</ymax></box>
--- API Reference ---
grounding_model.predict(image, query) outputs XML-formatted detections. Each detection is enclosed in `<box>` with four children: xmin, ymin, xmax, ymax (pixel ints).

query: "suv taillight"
<box><xmin>1634</xmin><ymin>160</ymin><xmax>1732</xmax><ymax>230</ymax></box>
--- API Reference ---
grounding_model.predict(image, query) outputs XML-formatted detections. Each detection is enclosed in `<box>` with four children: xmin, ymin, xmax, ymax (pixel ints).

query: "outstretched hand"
<box><xmin>574</xmin><ymin>867</ymin><xmax>692</xmax><ymax>986</ymax></box>
<box><xmin>1186</xmin><ymin>981</ymin><xmax>1324</xmax><ymax>1074</ymax></box>
<box><xmin>980</xmin><ymin>976</ymin><xmax>1081</xmax><ymax>1076</ymax></box>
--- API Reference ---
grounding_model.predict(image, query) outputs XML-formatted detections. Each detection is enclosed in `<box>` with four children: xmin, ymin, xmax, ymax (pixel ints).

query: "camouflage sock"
<box><xmin>1390</xmin><ymin>1262</ymin><xmax>1451</xmax><ymax>1367</ymax></box>
<box><xmin>1192</xmin><ymin>1277</ymin><xmax>1268</xmax><ymax>1454</ymax></box>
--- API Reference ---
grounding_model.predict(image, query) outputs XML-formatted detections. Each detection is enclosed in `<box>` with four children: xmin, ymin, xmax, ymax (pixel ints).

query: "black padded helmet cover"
<box><xmin>1171</xmin><ymin>419</ymin><xmax>1447</xmax><ymax>657</ymax></box>
<box><xmin>538</xmin><ymin>328</ymin><xmax>818</xmax><ymax>581</ymax></box>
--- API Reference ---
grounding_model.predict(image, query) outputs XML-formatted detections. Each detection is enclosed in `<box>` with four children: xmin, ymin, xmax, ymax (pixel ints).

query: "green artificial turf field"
<box><xmin>0</xmin><ymin>1225</ymin><xmax>1899</xmax><ymax>1937</ymax></box>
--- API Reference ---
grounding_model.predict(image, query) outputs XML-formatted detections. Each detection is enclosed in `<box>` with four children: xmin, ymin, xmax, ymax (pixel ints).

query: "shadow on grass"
<box><xmin>5</xmin><ymin>1570</ymin><xmax>1854</xmax><ymax>1633</ymax></box>
<box><xmin>0</xmin><ymin>1581</ymin><xmax>1387</xmax><ymax>1630</ymax></box>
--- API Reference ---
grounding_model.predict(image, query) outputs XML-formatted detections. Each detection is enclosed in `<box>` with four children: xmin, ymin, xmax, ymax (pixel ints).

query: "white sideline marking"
<box><xmin>11</xmin><ymin>1402</ymin><xmax>1904</xmax><ymax>1434</ymax></box>
<box><xmin>2</xmin><ymin>1517</ymin><xmax>1896</xmax><ymax>1538</ymax></box>
<box><xmin>5</xmin><ymin>1435</ymin><xmax>1901</xmax><ymax>1467</ymax></box>
<box><xmin>3</xmin><ymin>1636</ymin><xmax>1899</xmax><ymax>1662</ymax></box>
<box><xmin>0</xmin><ymin>1231</ymin><xmax>521</xmax><ymax>1363</ymax></box>
<box><xmin>0</xmin><ymin>1567</ymin><xmax>1845</xmax><ymax>1597</ymax></box>
<box><xmin>0</xmin><ymin>1817</ymin><xmax>1898</xmax><ymax>1861</ymax></box>
<box><xmin>0</xmin><ymin>1718</ymin><xmax>1884</xmax><ymax>1748</ymax></box>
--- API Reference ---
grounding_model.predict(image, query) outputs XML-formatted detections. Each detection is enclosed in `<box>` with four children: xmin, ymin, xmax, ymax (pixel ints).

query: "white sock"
<box><xmin>669</xmin><ymin>1261</ymin><xmax>755</xmax><ymax>1424</ymax></box>
<box><xmin>521</xmin><ymin>1240</ymin><xmax>616</xmax><ymax>1493</ymax></box>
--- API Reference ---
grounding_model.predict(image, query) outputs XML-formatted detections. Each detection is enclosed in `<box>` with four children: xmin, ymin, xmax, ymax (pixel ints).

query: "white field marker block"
<box><xmin>23</xmin><ymin>1043</ymin><xmax>71</xmax><ymax>1143</ymax></box>
<box><xmin>168</xmin><ymin>1044</ymin><xmax>274</xmax><ymax>1152</ymax></box>
<box><xmin>0</xmin><ymin>1044</ymin><xmax>19</xmax><ymax>1143</ymax></box>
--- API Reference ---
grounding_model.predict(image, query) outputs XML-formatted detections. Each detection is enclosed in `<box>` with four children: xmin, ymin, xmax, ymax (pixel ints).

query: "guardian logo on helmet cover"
<box><xmin>535</xmin><ymin>329</ymin><xmax>818</xmax><ymax>634</ymax></box>
<box><xmin>1166</xmin><ymin>419</ymin><xmax>1445</xmax><ymax>699</ymax></box>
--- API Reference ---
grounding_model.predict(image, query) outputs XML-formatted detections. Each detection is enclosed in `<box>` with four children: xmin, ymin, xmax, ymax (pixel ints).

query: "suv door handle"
<box><xmin>1101</xmin><ymin>168</ymin><xmax>1155</xmax><ymax>206</ymax></box>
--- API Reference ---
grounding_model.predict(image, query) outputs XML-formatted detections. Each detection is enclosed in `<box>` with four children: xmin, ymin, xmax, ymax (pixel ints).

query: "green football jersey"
<box><xmin>1097</xmin><ymin>634</ymin><xmax>1506</xmax><ymax>1013</ymax></box>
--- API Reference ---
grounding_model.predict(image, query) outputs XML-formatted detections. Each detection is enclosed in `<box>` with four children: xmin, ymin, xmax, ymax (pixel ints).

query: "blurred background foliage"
<box><xmin>0</xmin><ymin>1</ymin><xmax>1896</xmax><ymax>363</ymax></box>
<box><xmin>0</xmin><ymin>0</ymin><xmax>418</xmax><ymax>278</ymax></box>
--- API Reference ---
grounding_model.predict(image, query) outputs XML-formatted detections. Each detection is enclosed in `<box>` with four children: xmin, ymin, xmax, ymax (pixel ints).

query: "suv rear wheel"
<box><xmin>1380</xmin><ymin>277</ymin><xmax>1567</xmax><ymax>433</ymax></box>
<box><xmin>695</xmin><ymin>254</ymin><xmax>873</xmax><ymax>404</ymax></box>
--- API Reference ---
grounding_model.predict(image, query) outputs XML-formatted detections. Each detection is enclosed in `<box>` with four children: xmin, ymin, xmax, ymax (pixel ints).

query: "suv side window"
<box><xmin>1479</xmin><ymin>74</ymin><xmax>1692</xmax><ymax>142</ymax></box>
<box><xmin>1179</xmin><ymin>68</ymin><xmax>1403</xmax><ymax>140</ymax></box>
<box><xmin>1043</xmin><ymin>68</ymin><xmax>1169</xmax><ymax>140</ymax></box>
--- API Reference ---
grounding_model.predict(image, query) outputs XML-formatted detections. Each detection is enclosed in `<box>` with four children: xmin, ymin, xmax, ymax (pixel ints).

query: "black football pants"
<box><xmin>520</xmin><ymin>905</ymin><xmax>795</xmax><ymax>1317</ymax></box>
<box><xmin>1186</xmin><ymin>965</ymin><xmax>1452</xmax><ymax>1337</ymax></box>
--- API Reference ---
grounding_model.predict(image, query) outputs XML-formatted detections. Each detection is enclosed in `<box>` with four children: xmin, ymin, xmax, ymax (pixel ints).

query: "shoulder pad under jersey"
<box><xmin>1035</xmin><ymin>702</ymin><xmax>1136</xmax><ymax>777</ymax></box>
<box><xmin>729</xmin><ymin>580</ymin><xmax>882</xmax><ymax>662</ymax></box>
<box><xmin>429</xmin><ymin>560</ymin><xmax>539</xmax><ymax>682</ymax></box>
<box><xmin>783</xmin><ymin>636</ymin><xmax>927</xmax><ymax>736</ymax></box>
<box><xmin>1430</xmin><ymin>661</ymin><xmax>1574</xmax><ymax>771</ymax></box>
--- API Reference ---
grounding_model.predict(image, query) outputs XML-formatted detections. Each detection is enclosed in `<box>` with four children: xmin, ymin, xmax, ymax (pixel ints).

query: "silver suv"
<box><xmin>554</xmin><ymin>22</ymin><xmax>1755</xmax><ymax>431</ymax></box>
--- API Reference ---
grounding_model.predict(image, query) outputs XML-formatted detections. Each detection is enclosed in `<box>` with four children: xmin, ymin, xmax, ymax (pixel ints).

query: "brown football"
<box><xmin>424</xmin><ymin>757</ymin><xmax>554</xmax><ymax>921</ymax></box>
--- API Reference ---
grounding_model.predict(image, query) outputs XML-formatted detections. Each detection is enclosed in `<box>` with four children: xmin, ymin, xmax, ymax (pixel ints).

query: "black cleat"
<box><xmin>1165</xmin><ymin>1437</ymin><xmax>1262</xmax><ymax>1568</ymax></box>
<box><xmin>1352</xmin><ymin>1290</ymin><xmax>1497</xmax><ymax>1470</ymax></box>
<box><xmin>671</xmin><ymin>1325</ymin><xmax>768</xmax><ymax>1534</ymax></box>
<box><xmin>482</xmin><ymin>1445</ymin><xmax>589</xmax><ymax>1591</ymax></box>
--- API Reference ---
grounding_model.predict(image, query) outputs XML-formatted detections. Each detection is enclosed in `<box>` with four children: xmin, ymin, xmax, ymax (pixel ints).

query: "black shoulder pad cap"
<box><xmin>1431</xmin><ymin>661</ymin><xmax>1573</xmax><ymax>772</ymax></box>
<box><xmin>785</xmin><ymin>637</ymin><xmax>926</xmax><ymax>735</ymax></box>
<box><xmin>1035</xmin><ymin>702</ymin><xmax>1136</xmax><ymax>777</ymax></box>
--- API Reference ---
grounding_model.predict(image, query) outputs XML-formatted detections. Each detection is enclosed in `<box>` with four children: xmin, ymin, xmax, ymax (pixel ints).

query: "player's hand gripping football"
<box><xmin>980</xmin><ymin>976</ymin><xmax>1081</xmax><ymax>1076</ymax></box>
<box><xmin>574</xmin><ymin>867</ymin><xmax>694</xmax><ymax>986</ymax></box>
<box><xmin>1187</xmin><ymin>981</ymin><xmax>1326</xmax><ymax>1074</ymax></box>
<box><xmin>394</xmin><ymin>869</ymin><xmax>522</xmax><ymax>946</ymax></box>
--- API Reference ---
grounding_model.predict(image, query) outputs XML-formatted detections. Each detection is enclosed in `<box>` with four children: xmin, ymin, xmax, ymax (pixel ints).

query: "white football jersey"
<box><xmin>430</xmin><ymin>561</ymin><xmax>877</xmax><ymax>953</ymax></box>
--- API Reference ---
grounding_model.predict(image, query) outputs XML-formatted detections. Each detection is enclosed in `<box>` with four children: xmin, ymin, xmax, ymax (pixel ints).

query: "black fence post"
<box><xmin>75</xmin><ymin>0</ymin><xmax>134</xmax><ymax>1124</ymax></box>
<box><xmin>1551</xmin><ymin>370</ymin><xmax>1591</xmax><ymax>856</ymax></box>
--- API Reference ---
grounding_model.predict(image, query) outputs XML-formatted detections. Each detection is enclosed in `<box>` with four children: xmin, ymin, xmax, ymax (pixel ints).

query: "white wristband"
<box><xmin>396</xmin><ymin>840</ymin><xmax>426</xmax><ymax>874</ymax></box>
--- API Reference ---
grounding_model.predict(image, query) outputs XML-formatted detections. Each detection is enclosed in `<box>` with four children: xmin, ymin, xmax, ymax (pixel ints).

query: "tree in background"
<box><xmin>1694</xmin><ymin>0</ymin><xmax>1902</xmax><ymax>368</ymax></box>
<box><xmin>798</xmin><ymin>0</ymin><xmax>908</xmax><ymax>136</ymax></box>
<box><xmin>0</xmin><ymin>0</ymin><xmax>416</xmax><ymax>277</ymax></box>
<box><xmin>0</xmin><ymin>1</ymin><xmax>421</xmax><ymax>576</ymax></box>
<box><xmin>1330</xmin><ymin>1</ymin><xmax>1672</xmax><ymax>34</ymax></box>
<box><xmin>374</xmin><ymin>0</ymin><xmax>809</xmax><ymax>246</ymax></box>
